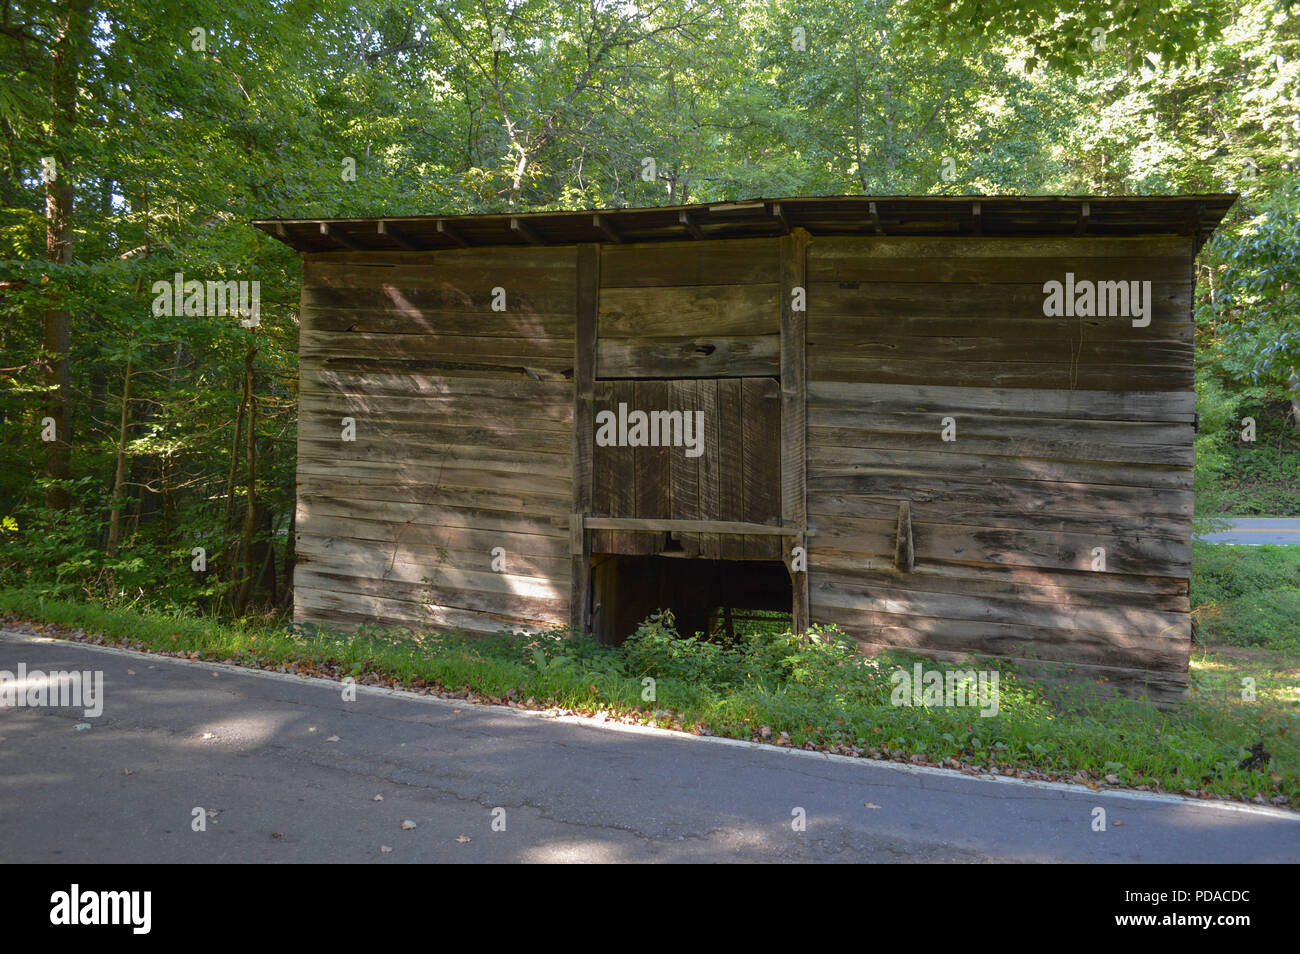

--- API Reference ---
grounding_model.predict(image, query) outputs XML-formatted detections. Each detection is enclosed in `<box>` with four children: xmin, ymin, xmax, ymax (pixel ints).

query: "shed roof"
<box><xmin>253</xmin><ymin>194</ymin><xmax>1235</xmax><ymax>255</ymax></box>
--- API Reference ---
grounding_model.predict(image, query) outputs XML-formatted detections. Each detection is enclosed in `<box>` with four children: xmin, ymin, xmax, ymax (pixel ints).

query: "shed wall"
<box><xmin>291</xmin><ymin>231</ymin><xmax>1198</xmax><ymax>700</ymax></box>
<box><xmin>294</xmin><ymin>247</ymin><xmax>576</xmax><ymax>635</ymax></box>
<box><xmin>804</xmin><ymin>235</ymin><xmax>1196</xmax><ymax>700</ymax></box>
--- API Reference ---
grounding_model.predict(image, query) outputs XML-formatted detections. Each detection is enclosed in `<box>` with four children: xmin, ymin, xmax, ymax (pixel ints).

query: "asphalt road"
<box><xmin>0</xmin><ymin>630</ymin><xmax>1296</xmax><ymax>863</ymax></box>
<box><xmin>1196</xmin><ymin>517</ymin><xmax>1300</xmax><ymax>545</ymax></box>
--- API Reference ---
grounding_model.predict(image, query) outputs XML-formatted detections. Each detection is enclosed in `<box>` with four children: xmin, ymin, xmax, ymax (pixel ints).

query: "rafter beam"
<box><xmin>678</xmin><ymin>210</ymin><xmax>704</xmax><ymax>239</ymax></box>
<box><xmin>436</xmin><ymin>219</ymin><xmax>469</xmax><ymax>247</ymax></box>
<box><xmin>319</xmin><ymin>222</ymin><xmax>364</xmax><ymax>250</ymax></box>
<box><xmin>592</xmin><ymin>213</ymin><xmax>622</xmax><ymax>243</ymax></box>
<box><xmin>510</xmin><ymin>217</ymin><xmax>542</xmax><ymax>244</ymax></box>
<box><xmin>377</xmin><ymin>219</ymin><xmax>421</xmax><ymax>250</ymax></box>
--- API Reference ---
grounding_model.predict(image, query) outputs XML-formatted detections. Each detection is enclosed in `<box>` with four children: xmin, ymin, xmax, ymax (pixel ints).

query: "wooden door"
<box><xmin>591</xmin><ymin>377</ymin><xmax>781</xmax><ymax>558</ymax></box>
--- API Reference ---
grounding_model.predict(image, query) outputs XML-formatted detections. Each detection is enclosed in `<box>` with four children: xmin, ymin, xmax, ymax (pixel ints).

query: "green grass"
<box><xmin>1</xmin><ymin>585</ymin><xmax>1295</xmax><ymax>808</ymax></box>
<box><xmin>1192</xmin><ymin>543</ymin><xmax>1300</xmax><ymax>653</ymax></box>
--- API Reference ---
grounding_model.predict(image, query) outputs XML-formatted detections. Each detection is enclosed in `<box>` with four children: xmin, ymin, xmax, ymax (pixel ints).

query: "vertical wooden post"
<box><xmin>780</xmin><ymin>228</ymin><xmax>810</xmax><ymax>635</ymax></box>
<box><xmin>571</xmin><ymin>243</ymin><xmax>599</xmax><ymax>636</ymax></box>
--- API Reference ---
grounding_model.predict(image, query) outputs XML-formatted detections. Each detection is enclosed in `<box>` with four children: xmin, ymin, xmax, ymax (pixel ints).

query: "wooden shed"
<box><xmin>256</xmin><ymin>195</ymin><xmax>1234</xmax><ymax>702</ymax></box>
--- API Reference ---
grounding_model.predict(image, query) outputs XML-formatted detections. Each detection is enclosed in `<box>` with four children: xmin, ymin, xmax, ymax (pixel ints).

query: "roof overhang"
<box><xmin>253</xmin><ymin>194</ymin><xmax>1236</xmax><ymax>255</ymax></box>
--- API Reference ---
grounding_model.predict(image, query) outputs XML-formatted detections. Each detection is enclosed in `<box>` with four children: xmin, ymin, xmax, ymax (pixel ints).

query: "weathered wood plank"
<box><xmin>805</xmin><ymin>235</ymin><xmax>1193</xmax><ymax>262</ymax></box>
<box><xmin>669</xmin><ymin>379</ymin><xmax>701</xmax><ymax>556</ymax></box>
<box><xmin>807</xmin><ymin>381</ymin><xmax>1196</xmax><ymax>422</ymax></box>
<box><xmin>598</xmin><ymin>284</ymin><xmax>779</xmax><ymax>338</ymax></box>
<box><xmin>807</xmin><ymin>331</ymin><xmax>1194</xmax><ymax>367</ymax></box>
<box><xmin>807</xmin><ymin>491</ymin><xmax>1190</xmax><ymax>538</ymax></box>
<box><xmin>295</xmin><ymin>514</ymin><xmax>569</xmax><ymax>557</ymax></box>
<box><xmin>597</xmin><ymin>334</ymin><xmax>780</xmax><ymax>378</ymax></box>
<box><xmin>808</xmin><ymin>281</ymin><xmax>1191</xmax><ymax>320</ymax></box>
<box><xmin>295</xmin><ymin>586</ymin><xmax>557</xmax><ymax>637</ymax></box>
<box><xmin>600</xmin><ymin>236</ymin><xmax>779</xmax><ymax>287</ymax></box>
<box><xmin>807</xmin><ymin>355</ymin><xmax>1192</xmax><ymax>391</ymax></box>
<box><xmin>298</xmin><ymin>418</ymin><xmax>572</xmax><ymax>455</ymax></box>
<box><xmin>809</xmin><ymin>561</ymin><xmax>1189</xmax><ymax>611</ymax></box>
<box><xmin>743</xmin><ymin>376</ymin><xmax>782</xmax><ymax>559</ymax></box>
<box><xmin>300</xmin><ymin>328</ymin><xmax>574</xmax><ymax>364</ymax></box>
<box><xmin>584</xmin><ymin>517</ymin><xmax>803</xmax><ymax>535</ymax></box>
<box><xmin>807</xmin><ymin>424</ymin><xmax>1194</xmax><ymax>467</ymax></box>
<box><xmin>296</xmin><ymin>567</ymin><xmax>567</xmax><ymax>621</ymax></box>
<box><xmin>699</xmin><ymin>378</ymin><xmax>721</xmax><ymax>559</ymax></box>
<box><xmin>807</xmin><ymin>254</ymin><xmax>1189</xmax><ymax>284</ymax></box>
<box><xmin>716</xmin><ymin>378</ymin><xmax>746</xmax><ymax>559</ymax></box>
<box><xmin>807</xmin><ymin>444</ymin><xmax>1192</xmax><ymax>490</ymax></box>
<box><xmin>809</xmin><ymin>513</ymin><xmax>1191</xmax><ymax>577</ymax></box>
<box><xmin>298</xmin><ymin>442</ymin><xmax>572</xmax><ymax>478</ymax></box>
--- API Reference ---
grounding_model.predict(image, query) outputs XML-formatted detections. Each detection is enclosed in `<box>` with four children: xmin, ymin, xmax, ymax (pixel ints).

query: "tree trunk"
<box><xmin>41</xmin><ymin>0</ymin><xmax>90</xmax><ymax>510</ymax></box>
<box><xmin>233</xmin><ymin>344</ymin><xmax>258</xmax><ymax>616</ymax></box>
<box><xmin>105</xmin><ymin>356</ymin><xmax>133</xmax><ymax>558</ymax></box>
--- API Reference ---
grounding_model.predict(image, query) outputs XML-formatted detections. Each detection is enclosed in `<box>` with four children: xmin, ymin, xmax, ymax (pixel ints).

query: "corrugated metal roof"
<box><xmin>253</xmin><ymin>194</ymin><xmax>1236</xmax><ymax>254</ymax></box>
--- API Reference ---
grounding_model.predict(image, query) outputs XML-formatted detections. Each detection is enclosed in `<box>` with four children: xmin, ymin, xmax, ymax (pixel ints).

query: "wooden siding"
<box><xmin>295</xmin><ymin>247</ymin><xmax>576</xmax><ymax>636</ymax></box>
<box><xmin>291</xmin><ymin>228</ymin><xmax>1200</xmax><ymax>702</ymax></box>
<box><xmin>805</xmin><ymin>235</ymin><xmax>1196</xmax><ymax>701</ymax></box>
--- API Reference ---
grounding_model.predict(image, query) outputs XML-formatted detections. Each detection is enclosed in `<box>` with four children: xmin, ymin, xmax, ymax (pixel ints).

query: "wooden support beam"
<box><xmin>377</xmin><ymin>219</ymin><xmax>421</xmax><ymax>250</ymax></box>
<box><xmin>781</xmin><ymin>227</ymin><xmax>811</xmax><ymax>635</ymax></box>
<box><xmin>1075</xmin><ymin>201</ymin><xmax>1090</xmax><ymax>235</ymax></box>
<box><xmin>678</xmin><ymin>210</ymin><xmax>705</xmax><ymax>239</ymax></box>
<box><xmin>511</xmin><ymin>217</ymin><xmax>542</xmax><ymax>244</ymax></box>
<box><xmin>583</xmin><ymin>517</ymin><xmax>812</xmax><ymax>536</ymax></box>
<box><xmin>971</xmin><ymin>200</ymin><xmax>982</xmax><ymax>236</ymax></box>
<box><xmin>570</xmin><ymin>244</ymin><xmax>599</xmax><ymax>637</ymax></box>
<box><xmin>894</xmin><ymin>500</ymin><xmax>915</xmax><ymax>572</ymax></box>
<box><xmin>319</xmin><ymin>222</ymin><xmax>364</xmax><ymax>250</ymax></box>
<box><xmin>436</xmin><ymin>219</ymin><xmax>469</xmax><ymax>247</ymax></box>
<box><xmin>592</xmin><ymin>213</ymin><xmax>623</xmax><ymax>243</ymax></box>
<box><xmin>868</xmin><ymin>201</ymin><xmax>883</xmax><ymax>235</ymax></box>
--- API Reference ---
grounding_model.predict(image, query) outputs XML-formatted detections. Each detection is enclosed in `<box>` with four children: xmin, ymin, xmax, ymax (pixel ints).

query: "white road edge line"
<box><xmin>3</xmin><ymin>627</ymin><xmax>1296</xmax><ymax>822</ymax></box>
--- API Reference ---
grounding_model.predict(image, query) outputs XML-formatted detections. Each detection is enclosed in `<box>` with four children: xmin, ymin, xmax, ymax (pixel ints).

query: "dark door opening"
<box><xmin>590</xmin><ymin>554</ymin><xmax>792</xmax><ymax>645</ymax></box>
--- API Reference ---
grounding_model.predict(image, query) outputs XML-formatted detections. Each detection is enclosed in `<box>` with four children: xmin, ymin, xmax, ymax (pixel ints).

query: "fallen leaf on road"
<box><xmin>456</xmin><ymin>835</ymin><xmax>471</xmax><ymax>844</ymax></box>
<box><xmin>1113</xmin><ymin>820</ymin><xmax>1124</xmax><ymax>826</ymax></box>
<box><xmin>127</xmin><ymin>670</ymin><xmax>135</xmax><ymax>676</ymax></box>
<box><xmin>123</xmin><ymin>769</ymin><xmax>133</xmax><ymax>776</ymax></box>
<box><xmin>380</xmin><ymin>845</ymin><xmax>392</xmax><ymax>854</ymax></box>
<box><xmin>401</xmin><ymin>820</ymin><xmax>416</xmax><ymax>830</ymax></box>
<box><xmin>864</xmin><ymin>802</ymin><xmax>881</xmax><ymax>810</ymax></box>
<box><xmin>325</xmin><ymin>735</ymin><xmax>340</xmax><ymax>743</ymax></box>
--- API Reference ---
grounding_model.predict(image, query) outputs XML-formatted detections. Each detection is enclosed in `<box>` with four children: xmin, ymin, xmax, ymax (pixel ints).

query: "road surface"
<box><xmin>1196</xmin><ymin>517</ymin><xmax>1300</xmax><ymax>545</ymax></box>
<box><xmin>0</xmin><ymin>629</ymin><xmax>1295</xmax><ymax>863</ymax></box>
